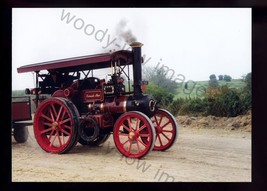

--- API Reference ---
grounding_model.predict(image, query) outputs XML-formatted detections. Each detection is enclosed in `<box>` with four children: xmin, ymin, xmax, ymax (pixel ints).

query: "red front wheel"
<box><xmin>34</xmin><ymin>97</ymin><xmax>80</xmax><ymax>154</ymax></box>
<box><xmin>113</xmin><ymin>111</ymin><xmax>155</xmax><ymax>159</ymax></box>
<box><xmin>150</xmin><ymin>109</ymin><xmax>178</xmax><ymax>151</ymax></box>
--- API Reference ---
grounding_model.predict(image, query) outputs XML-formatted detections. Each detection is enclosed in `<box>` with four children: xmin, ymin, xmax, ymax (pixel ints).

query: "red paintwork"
<box><xmin>12</xmin><ymin>97</ymin><xmax>32</xmax><ymax>121</ymax></box>
<box><xmin>150</xmin><ymin>109</ymin><xmax>178</xmax><ymax>151</ymax></box>
<box><xmin>12</xmin><ymin>101</ymin><xmax>31</xmax><ymax>121</ymax></box>
<box><xmin>101</xmin><ymin>96</ymin><xmax>126</xmax><ymax>113</ymax></box>
<box><xmin>82</xmin><ymin>89</ymin><xmax>104</xmax><ymax>102</ymax></box>
<box><xmin>113</xmin><ymin>111</ymin><xmax>155</xmax><ymax>158</ymax></box>
<box><xmin>92</xmin><ymin>114</ymin><xmax>113</xmax><ymax>128</ymax></box>
<box><xmin>17</xmin><ymin>50</ymin><xmax>133</xmax><ymax>73</ymax></box>
<box><xmin>33</xmin><ymin>97</ymin><xmax>79</xmax><ymax>154</ymax></box>
<box><xmin>52</xmin><ymin>90</ymin><xmax>67</xmax><ymax>98</ymax></box>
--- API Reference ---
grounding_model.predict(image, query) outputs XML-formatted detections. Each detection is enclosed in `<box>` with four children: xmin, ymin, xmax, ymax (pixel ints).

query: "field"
<box><xmin>174</xmin><ymin>79</ymin><xmax>246</xmax><ymax>99</ymax></box>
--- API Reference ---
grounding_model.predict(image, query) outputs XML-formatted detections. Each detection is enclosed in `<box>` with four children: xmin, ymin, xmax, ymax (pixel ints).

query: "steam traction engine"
<box><xmin>17</xmin><ymin>42</ymin><xmax>178</xmax><ymax>158</ymax></box>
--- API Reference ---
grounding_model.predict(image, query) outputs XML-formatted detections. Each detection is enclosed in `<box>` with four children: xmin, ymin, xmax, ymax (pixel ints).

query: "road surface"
<box><xmin>12</xmin><ymin>125</ymin><xmax>251</xmax><ymax>182</ymax></box>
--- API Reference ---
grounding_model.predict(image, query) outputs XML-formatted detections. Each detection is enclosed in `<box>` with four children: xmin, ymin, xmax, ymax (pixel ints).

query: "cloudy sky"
<box><xmin>12</xmin><ymin>8</ymin><xmax>251</xmax><ymax>90</ymax></box>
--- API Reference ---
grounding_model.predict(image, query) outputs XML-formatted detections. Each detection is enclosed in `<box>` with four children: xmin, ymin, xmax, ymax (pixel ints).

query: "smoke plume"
<box><xmin>116</xmin><ymin>19</ymin><xmax>137</xmax><ymax>44</ymax></box>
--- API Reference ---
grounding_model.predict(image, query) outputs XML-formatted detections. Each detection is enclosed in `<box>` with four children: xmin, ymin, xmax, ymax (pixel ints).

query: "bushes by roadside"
<box><xmin>204</xmin><ymin>85</ymin><xmax>250</xmax><ymax>117</ymax></box>
<box><xmin>145</xmin><ymin>82</ymin><xmax>174</xmax><ymax>106</ymax></box>
<box><xmin>166</xmin><ymin>85</ymin><xmax>251</xmax><ymax>117</ymax></box>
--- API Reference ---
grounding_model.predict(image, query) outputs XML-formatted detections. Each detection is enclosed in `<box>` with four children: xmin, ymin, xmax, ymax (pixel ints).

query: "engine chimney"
<box><xmin>130</xmin><ymin>42</ymin><xmax>143</xmax><ymax>97</ymax></box>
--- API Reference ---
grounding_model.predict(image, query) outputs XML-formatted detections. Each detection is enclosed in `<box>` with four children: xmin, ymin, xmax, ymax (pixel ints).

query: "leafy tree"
<box><xmin>209</xmin><ymin>74</ymin><xmax>217</xmax><ymax>80</ymax></box>
<box><xmin>224</xmin><ymin>75</ymin><xmax>232</xmax><ymax>82</ymax></box>
<box><xmin>208</xmin><ymin>74</ymin><xmax>218</xmax><ymax>87</ymax></box>
<box><xmin>145</xmin><ymin>82</ymin><xmax>174</xmax><ymax>106</ymax></box>
<box><xmin>205</xmin><ymin>85</ymin><xmax>244</xmax><ymax>117</ymax></box>
<box><xmin>143</xmin><ymin>66</ymin><xmax>178</xmax><ymax>94</ymax></box>
<box><xmin>218</xmin><ymin>75</ymin><xmax>223</xmax><ymax>81</ymax></box>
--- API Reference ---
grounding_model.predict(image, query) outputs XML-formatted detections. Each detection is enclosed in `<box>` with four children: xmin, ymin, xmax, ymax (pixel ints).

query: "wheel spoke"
<box><xmin>122</xmin><ymin>124</ymin><xmax>131</xmax><ymax>132</ymax></box>
<box><xmin>161</xmin><ymin>120</ymin><xmax>171</xmax><ymax>129</ymax></box>
<box><xmin>137</xmin><ymin>139</ymin><xmax>147</xmax><ymax>147</ymax></box>
<box><xmin>62</xmin><ymin>124</ymin><xmax>71</xmax><ymax>130</ymax></box>
<box><xmin>127</xmin><ymin>117</ymin><xmax>133</xmax><ymax>130</ymax></box>
<box><xmin>118</xmin><ymin>132</ymin><xmax>128</xmax><ymax>136</ymax></box>
<box><xmin>158</xmin><ymin>114</ymin><xmax>163</xmax><ymax>126</ymax></box>
<box><xmin>161</xmin><ymin>132</ymin><xmax>171</xmax><ymax>141</ymax></box>
<box><xmin>60</xmin><ymin>109</ymin><xmax>66</xmax><ymax>121</ymax></box>
<box><xmin>137</xmin><ymin>124</ymin><xmax>146</xmax><ymax>133</ymax></box>
<box><xmin>135</xmin><ymin>118</ymin><xmax>140</xmax><ymax>130</ymax></box>
<box><xmin>51</xmin><ymin>103</ymin><xmax>58</xmax><ymax>119</ymax></box>
<box><xmin>127</xmin><ymin>141</ymin><xmax>133</xmax><ymax>153</ymax></box>
<box><xmin>40</xmin><ymin>127</ymin><xmax>53</xmax><ymax>135</ymax></box>
<box><xmin>56</xmin><ymin>106</ymin><xmax>63</xmax><ymax>121</ymax></box>
<box><xmin>50</xmin><ymin>131</ymin><xmax>58</xmax><ymax>146</ymax></box>
<box><xmin>157</xmin><ymin>134</ymin><xmax>163</xmax><ymax>147</ymax></box>
<box><xmin>60</xmin><ymin>128</ymin><xmax>71</xmax><ymax>136</ymax></box>
<box><xmin>154</xmin><ymin>115</ymin><xmax>160</xmax><ymax>126</ymax></box>
<box><xmin>49</xmin><ymin>108</ymin><xmax>55</xmax><ymax>121</ymax></box>
<box><xmin>136</xmin><ymin>139</ymin><xmax>141</xmax><ymax>153</ymax></box>
<box><xmin>43</xmin><ymin>122</ymin><xmax>53</xmax><ymax>127</ymax></box>
<box><xmin>61</xmin><ymin>118</ymin><xmax>71</xmax><ymax>124</ymax></box>
<box><xmin>139</xmin><ymin>133</ymin><xmax>150</xmax><ymax>137</ymax></box>
<box><xmin>48</xmin><ymin>129</ymin><xmax>55</xmax><ymax>140</ymax></box>
<box><xmin>61</xmin><ymin>132</ymin><xmax>65</xmax><ymax>144</ymax></box>
<box><xmin>40</xmin><ymin>114</ymin><xmax>53</xmax><ymax>122</ymax></box>
<box><xmin>162</xmin><ymin>129</ymin><xmax>174</xmax><ymax>133</ymax></box>
<box><xmin>57</xmin><ymin>132</ymin><xmax>63</xmax><ymax>147</ymax></box>
<box><xmin>122</xmin><ymin>139</ymin><xmax>129</xmax><ymax>146</ymax></box>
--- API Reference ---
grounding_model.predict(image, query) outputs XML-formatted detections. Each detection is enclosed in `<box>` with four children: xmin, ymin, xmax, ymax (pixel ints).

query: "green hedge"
<box><xmin>168</xmin><ymin>85</ymin><xmax>251</xmax><ymax>117</ymax></box>
<box><xmin>145</xmin><ymin>82</ymin><xmax>174</xmax><ymax>106</ymax></box>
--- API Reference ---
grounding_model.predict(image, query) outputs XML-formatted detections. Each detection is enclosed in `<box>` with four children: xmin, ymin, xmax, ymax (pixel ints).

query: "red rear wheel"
<box><xmin>113</xmin><ymin>111</ymin><xmax>155</xmax><ymax>159</ymax></box>
<box><xmin>34</xmin><ymin>97</ymin><xmax>80</xmax><ymax>154</ymax></box>
<box><xmin>150</xmin><ymin>109</ymin><xmax>178</xmax><ymax>151</ymax></box>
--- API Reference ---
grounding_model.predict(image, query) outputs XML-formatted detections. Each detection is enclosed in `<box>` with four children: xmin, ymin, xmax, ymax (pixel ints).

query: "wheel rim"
<box><xmin>113</xmin><ymin>111</ymin><xmax>155</xmax><ymax>159</ymax></box>
<box><xmin>34</xmin><ymin>98</ymin><xmax>79</xmax><ymax>153</ymax></box>
<box><xmin>150</xmin><ymin>109</ymin><xmax>178</xmax><ymax>151</ymax></box>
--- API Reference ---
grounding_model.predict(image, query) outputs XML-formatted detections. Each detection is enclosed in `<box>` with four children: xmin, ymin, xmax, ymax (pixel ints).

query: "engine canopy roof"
<box><xmin>17</xmin><ymin>50</ymin><xmax>134</xmax><ymax>73</ymax></box>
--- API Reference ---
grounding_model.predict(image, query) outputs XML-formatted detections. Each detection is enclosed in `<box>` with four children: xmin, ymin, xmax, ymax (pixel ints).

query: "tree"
<box><xmin>145</xmin><ymin>82</ymin><xmax>174</xmax><ymax>105</ymax></box>
<box><xmin>208</xmin><ymin>74</ymin><xmax>218</xmax><ymax>88</ymax></box>
<box><xmin>218</xmin><ymin>75</ymin><xmax>223</xmax><ymax>81</ymax></box>
<box><xmin>143</xmin><ymin>66</ymin><xmax>178</xmax><ymax>94</ymax></box>
<box><xmin>209</xmin><ymin>74</ymin><xmax>217</xmax><ymax>80</ymax></box>
<box><xmin>224</xmin><ymin>75</ymin><xmax>232</xmax><ymax>82</ymax></box>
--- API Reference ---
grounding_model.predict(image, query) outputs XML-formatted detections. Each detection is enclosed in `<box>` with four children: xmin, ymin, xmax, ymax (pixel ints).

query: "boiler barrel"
<box><xmin>86</xmin><ymin>94</ymin><xmax>156</xmax><ymax>117</ymax></box>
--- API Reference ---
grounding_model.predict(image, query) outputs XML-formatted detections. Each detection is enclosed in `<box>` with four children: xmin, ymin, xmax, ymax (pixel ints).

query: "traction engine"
<box><xmin>17</xmin><ymin>42</ymin><xmax>178</xmax><ymax>159</ymax></box>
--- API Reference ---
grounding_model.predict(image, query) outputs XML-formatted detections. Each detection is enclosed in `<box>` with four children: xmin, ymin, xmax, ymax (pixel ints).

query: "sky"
<box><xmin>12</xmin><ymin>8</ymin><xmax>251</xmax><ymax>90</ymax></box>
